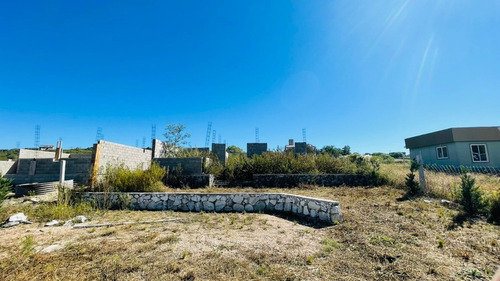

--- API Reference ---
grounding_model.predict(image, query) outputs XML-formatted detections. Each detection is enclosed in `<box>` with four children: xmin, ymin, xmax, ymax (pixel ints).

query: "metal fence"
<box><xmin>424</xmin><ymin>164</ymin><xmax>500</xmax><ymax>176</ymax></box>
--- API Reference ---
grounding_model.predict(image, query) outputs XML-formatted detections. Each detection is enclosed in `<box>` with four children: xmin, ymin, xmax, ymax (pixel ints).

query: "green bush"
<box><xmin>489</xmin><ymin>192</ymin><xmax>500</xmax><ymax>224</ymax></box>
<box><xmin>0</xmin><ymin>174</ymin><xmax>12</xmax><ymax>206</ymax></box>
<box><xmin>457</xmin><ymin>169</ymin><xmax>485</xmax><ymax>216</ymax></box>
<box><xmin>215</xmin><ymin>152</ymin><xmax>372</xmax><ymax>182</ymax></box>
<box><xmin>405</xmin><ymin>160</ymin><xmax>422</xmax><ymax>197</ymax></box>
<box><xmin>96</xmin><ymin>162</ymin><xmax>167</xmax><ymax>192</ymax></box>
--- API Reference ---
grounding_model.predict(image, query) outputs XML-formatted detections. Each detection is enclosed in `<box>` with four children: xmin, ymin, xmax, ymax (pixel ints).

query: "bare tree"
<box><xmin>162</xmin><ymin>124</ymin><xmax>191</xmax><ymax>157</ymax></box>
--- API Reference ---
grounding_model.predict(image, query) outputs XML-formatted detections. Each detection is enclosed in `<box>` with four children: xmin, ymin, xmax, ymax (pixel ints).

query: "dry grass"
<box><xmin>380</xmin><ymin>163</ymin><xmax>500</xmax><ymax>201</ymax></box>
<box><xmin>1</xmin><ymin>186</ymin><xmax>499</xmax><ymax>280</ymax></box>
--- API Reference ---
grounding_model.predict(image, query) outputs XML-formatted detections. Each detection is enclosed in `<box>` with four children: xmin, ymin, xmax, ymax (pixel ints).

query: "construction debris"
<box><xmin>72</xmin><ymin>218</ymin><xmax>182</xmax><ymax>229</ymax></box>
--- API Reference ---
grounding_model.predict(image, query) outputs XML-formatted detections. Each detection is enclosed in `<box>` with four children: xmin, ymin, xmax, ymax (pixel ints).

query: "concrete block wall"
<box><xmin>253</xmin><ymin>174</ymin><xmax>374</xmax><ymax>188</ymax></box>
<box><xmin>0</xmin><ymin>161</ymin><xmax>16</xmax><ymax>175</ymax></box>
<box><xmin>82</xmin><ymin>192</ymin><xmax>342</xmax><ymax>225</ymax></box>
<box><xmin>18</xmin><ymin>149</ymin><xmax>69</xmax><ymax>159</ymax></box>
<box><xmin>9</xmin><ymin>158</ymin><xmax>92</xmax><ymax>185</ymax></box>
<box><xmin>152</xmin><ymin>139</ymin><xmax>166</xmax><ymax>159</ymax></box>
<box><xmin>94</xmin><ymin>140</ymin><xmax>152</xmax><ymax>174</ymax></box>
<box><xmin>185</xmin><ymin>147</ymin><xmax>210</xmax><ymax>153</ymax></box>
<box><xmin>247</xmin><ymin>143</ymin><xmax>267</xmax><ymax>158</ymax></box>
<box><xmin>294</xmin><ymin>142</ymin><xmax>307</xmax><ymax>154</ymax></box>
<box><xmin>154</xmin><ymin>158</ymin><xmax>204</xmax><ymax>175</ymax></box>
<box><xmin>212</xmin><ymin>143</ymin><xmax>228</xmax><ymax>165</ymax></box>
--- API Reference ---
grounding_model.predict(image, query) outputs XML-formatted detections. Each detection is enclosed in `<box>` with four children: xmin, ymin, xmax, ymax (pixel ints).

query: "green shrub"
<box><xmin>96</xmin><ymin>162</ymin><xmax>167</xmax><ymax>192</ymax></box>
<box><xmin>489</xmin><ymin>192</ymin><xmax>500</xmax><ymax>224</ymax></box>
<box><xmin>0</xmin><ymin>174</ymin><xmax>12</xmax><ymax>206</ymax></box>
<box><xmin>405</xmin><ymin>160</ymin><xmax>422</xmax><ymax>197</ymax></box>
<box><xmin>213</xmin><ymin>151</ymin><xmax>373</xmax><ymax>182</ymax></box>
<box><xmin>457</xmin><ymin>169</ymin><xmax>485</xmax><ymax>216</ymax></box>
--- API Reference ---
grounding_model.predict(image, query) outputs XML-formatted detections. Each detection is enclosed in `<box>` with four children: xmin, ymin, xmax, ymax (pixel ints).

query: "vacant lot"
<box><xmin>1</xmin><ymin>186</ymin><xmax>499</xmax><ymax>281</ymax></box>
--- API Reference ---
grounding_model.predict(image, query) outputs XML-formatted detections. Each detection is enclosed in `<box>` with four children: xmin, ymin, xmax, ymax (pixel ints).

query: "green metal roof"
<box><xmin>405</xmin><ymin>127</ymin><xmax>500</xmax><ymax>149</ymax></box>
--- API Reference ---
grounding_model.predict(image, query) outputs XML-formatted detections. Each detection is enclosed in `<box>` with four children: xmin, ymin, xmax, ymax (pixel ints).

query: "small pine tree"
<box><xmin>458</xmin><ymin>169</ymin><xmax>485</xmax><ymax>216</ymax></box>
<box><xmin>405</xmin><ymin>159</ymin><xmax>421</xmax><ymax>197</ymax></box>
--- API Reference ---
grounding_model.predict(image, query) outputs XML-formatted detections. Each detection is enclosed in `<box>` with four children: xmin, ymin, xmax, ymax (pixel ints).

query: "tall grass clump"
<box><xmin>96</xmin><ymin>162</ymin><xmax>167</xmax><ymax>192</ymax></box>
<box><xmin>34</xmin><ymin>185</ymin><xmax>95</xmax><ymax>221</ymax></box>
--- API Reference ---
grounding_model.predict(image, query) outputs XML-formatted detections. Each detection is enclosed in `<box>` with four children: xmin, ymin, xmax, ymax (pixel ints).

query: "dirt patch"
<box><xmin>1</xmin><ymin>186</ymin><xmax>499</xmax><ymax>280</ymax></box>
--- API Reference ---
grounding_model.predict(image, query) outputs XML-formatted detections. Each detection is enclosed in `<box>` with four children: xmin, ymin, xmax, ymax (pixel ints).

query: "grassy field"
<box><xmin>1</xmin><ymin>184</ymin><xmax>499</xmax><ymax>281</ymax></box>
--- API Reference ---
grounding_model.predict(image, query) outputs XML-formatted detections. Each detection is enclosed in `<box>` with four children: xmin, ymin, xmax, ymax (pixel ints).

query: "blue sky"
<box><xmin>1</xmin><ymin>0</ymin><xmax>499</xmax><ymax>153</ymax></box>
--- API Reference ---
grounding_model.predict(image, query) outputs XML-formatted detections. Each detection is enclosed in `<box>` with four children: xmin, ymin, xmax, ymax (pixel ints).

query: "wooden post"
<box><xmin>416</xmin><ymin>154</ymin><xmax>426</xmax><ymax>194</ymax></box>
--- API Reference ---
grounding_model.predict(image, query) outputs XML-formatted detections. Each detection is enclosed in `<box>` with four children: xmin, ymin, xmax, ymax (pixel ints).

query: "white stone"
<box><xmin>215</xmin><ymin>200</ymin><xmax>226</xmax><ymax>212</ymax></box>
<box><xmin>40</xmin><ymin>244</ymin><xmax>62</xmax><ymax>253</ymax></box>
<box><xmin>233</xmin><ymin>204</ymin><xmax>244</xmax><ymax>212</ymax></box>
<box><xmin>8</xmin><ymin>213</ymin><xmax>27</xmax><ymax>222</ymax></box>
<box><xmin>245</xmin><ymin>205</ymin><xmax>254</xmax><ymax>212</ymax></box>
<box><xmin>318</xmin><ymin>211</ymin><xmax>329</xmax><ymax>221</ymax></box>
<box><xmin>284</xmin><ymin>203</ymin><xmax>291</xmax><ymax>212</ymax></box>
<box><xmin>195</xmin><ymin>202</ymin><xmax>202</xmax><ymax>212</ymax></box>
<box><xmin>249</xmin><ymin>196</ymin><xmax>260</xmax><ymax>205</ymax></box>
<box><xmin>308</xmin><ymin>201</ymin><xmax>320</xmax><ymax>211</ymax></box>
<box><xmin>303</xmin><ymin>206</ymin><xmax>309</xmax><ymax>215</ymax></box>
<box><xmin>275</xmin><ymin>203</ymin><xmax>284</xmax><ymax>211</ymax></box>
<box><xmin>203</xmin><ymin>201</ymin><xmax>215</xmax><ymax>211</ymax></box>
<box><xmin>73</xmin><ymin>216</ymin><xmax>87</xmax><ymax>223</ymax></box>
<box><xmin>208</xmin><ymin>195</ymin><xmax>217</xmax><ymax>202</ymax></box>
<box><xmin>233</xmin><ymin>195</ymin><xmax>244</xmax><ymax>204</ymax></box>
<box><xmin>255</xmin><ymin>201</ymin><xmax>266</xmax><ymax>211</ymax></box>
<box><xmin>45</xmin><ymin>220</ymin><xmax>60</xmax><ymax>227</ymax></box>
<box><xmin>151</xmin><ymin>196</ymin><xmax>160</xmax><ymax>202</ymax></box>
<box><xmin>310</xmin><ymin>209</ymin><xmax>317</xmax><ymax>218</ymax></box>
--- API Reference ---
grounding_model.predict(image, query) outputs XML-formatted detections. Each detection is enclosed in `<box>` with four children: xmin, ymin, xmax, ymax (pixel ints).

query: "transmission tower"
<box><xmin>151</xmin><ymin>124</ymin><xmax>157</xmax><ymax>141</ymax></box>
<box><xmin>205</xmin><ymin>122</ymin><xmax>212</xmax><ymax>147</ymax></box>
<box><xmin>135</xmin><ymin>139</ymin><xmax>139</xmax><ymax>148</ymax></box>
<box><xmin>34</xmin><ymin>125</ymin><xmax>40</xmax><ymax>149</ymax></box>
<box><xmin>212</xmin><ymin>129</ymin><xmax>216</xmax><ymax>144</ymax></box>
<box><xmin>302</xmin><ymin>128</ymin><xmax>307</xmax><ymax>142</ymax></box>
<box><xmin>255</xmin><ymin>128</ymin><xmax>260</xmax><ymax>143</ymax></box>
<box><xmin>95</xmin><ymin>127</ymin><xmax>103</xmax><ymax>142</ymax></box>
<box><xmin>142</xmin><ymin>136</ymin><xmax>146</xmax><ymax>148</ymax></box>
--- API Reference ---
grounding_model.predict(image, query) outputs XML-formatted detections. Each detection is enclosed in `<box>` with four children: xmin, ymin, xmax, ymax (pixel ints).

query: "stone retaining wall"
<box><xmin>253</xmin><ymin>174</ymin><xmax>373</xmax><ymax>187</ymax></box>
<box><xmin>82</xmin><ymin>192</ymin><xmax>342</xmax><ymax>225</ymax></box>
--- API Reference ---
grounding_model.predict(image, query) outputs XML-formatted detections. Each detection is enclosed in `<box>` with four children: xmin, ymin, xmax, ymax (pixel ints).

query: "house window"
<box><xmin>436</xmin><ymin>146</ymin><xmax>448</xmax><ymax>159</ymax></box>
<box><xmin>470</xmin><ymin>144</ymin><xmax>488</xmax><ymax>162</ymax></box>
